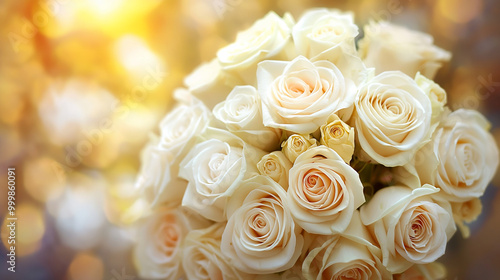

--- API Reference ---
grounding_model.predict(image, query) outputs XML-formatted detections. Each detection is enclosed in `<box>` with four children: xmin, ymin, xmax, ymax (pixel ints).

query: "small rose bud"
<box><xmin>257</xmin><ymin>151</ymin><xmax>292</xmax><ymax>189</ymax></box>
<box><xmin>320</xmin><ymin>114</ymin><xmax>355</xmax><ymax>163</ymax></box>
<box><xmin>281</xmin><ymin>134</ymin><xmax>318</xmax><ymax>163</ymax></box>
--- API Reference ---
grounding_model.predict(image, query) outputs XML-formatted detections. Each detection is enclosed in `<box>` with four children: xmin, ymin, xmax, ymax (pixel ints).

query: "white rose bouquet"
<box><xmin>133</xmin><ymin>8</ymin><xmax>498</xmax><ymax>280</ymax></box>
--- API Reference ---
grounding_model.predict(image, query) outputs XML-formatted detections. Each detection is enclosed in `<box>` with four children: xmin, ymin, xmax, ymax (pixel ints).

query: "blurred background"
<box><xmin>0</xmin><ymin>0</ymin><xmax>499</xmax><ymax>279</ymax></box>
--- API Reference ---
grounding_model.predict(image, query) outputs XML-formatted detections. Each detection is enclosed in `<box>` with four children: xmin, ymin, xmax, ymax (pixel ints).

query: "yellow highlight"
<box><xmin>43</xmin><ymin>0</ymin><xmax>162</xmax><ymax>38</ymax></box>
<box><xmin>115</xmin><ymin>35</ymin><xmax>166</xmax><ymax>84</ymax></box>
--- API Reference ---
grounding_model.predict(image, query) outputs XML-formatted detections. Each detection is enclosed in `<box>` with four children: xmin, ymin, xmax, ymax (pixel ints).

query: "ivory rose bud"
<box><xmin>182</xmin><ymin>223</ymin><xmax>249</xmax><ymax>280</ymax></box>
<box><xmin>221</xmin><ymin>175</ymin><xmax>304</xmax><ymax>274</ymax></box>
<box><xmin>281</xmin><ymin>133</ymin><xmax>318</xmax><ymax>163</ymax></box>
<box><xmin>134</xmin><ymin>208</ymin><xmax>210</xmax><ymax>279</ymax></box>
<box><xmin>217</xmin><ymin>12</ymin><xmax>295</xmax><ymax>84</ymax></box>
<box><xmin>401</xmin><ymin>109</ymin><xmax>499</xmax><ymax>202</ymax></box>
<box><xmin>213</xmin><ymin>85</ymin><xmax>282</xmax><ymax>151</ymax></box>
<box><xmin>258</xmin><ymin>56</ymin><xmax>357</xmax><ymax>134</ymax></box>
<box><xmin>179</xmin><ymin>128</ymin><xmax>265</xmax><ymax>222</ymax></box>
<box><xmin>288</xmin><ymin>146</ymin><xmax>365</xmax><ymax>234</ymax></box>
<box><xmin>293</xmin><ymin>8</ymin><xmax>358</xmax><ymax>60</ymax></box>
<box><xmin>360</xmin><ymin>185</ymin><xmax>456</xmax><ymax>273</ymax></box>
<box><xmin>135</xmin><ymin>98</ymin><xmax>211</xmax><ymax>206</ymax></box>
<box><xmin>303</xmin><ymin>211</ymin><xmax>391</xmax><ymax>280</ymax></box>
<box><xmin>257</xmin><ymin>151</ymin><xmax>293</xmax><ymax>189</ymax></box>
<box><xmin>353</xmin><ymin>71</ymin><xmax>432</xmax><ymax>167</ymax></box>
<box><xmin>450</xmin><ymin>198</ymin><xmax>482</xmax><ymax>238</ymax></box>
<box><xmin>359</xmin><ymin>21</ymin><xmax>451</xmax><ymax>79</ymax></box>
<box><xmin>395</xmin><ymin>262</ymin><xmax>447</xmax><ymax>280</ymax></box>
<box><xmin>320</xmin><ymin>113</ymin><xmax>355</xmax><ymax>163</ymax></box>
<box><xmin>415</xmin><ymin>73</ymin><xmax>447</xmax><ymax>124</ymax></box>
<box><xmin>184</xmin><ymin>59</ymin><xmax>239</xmax><ymax>109</ymax></box>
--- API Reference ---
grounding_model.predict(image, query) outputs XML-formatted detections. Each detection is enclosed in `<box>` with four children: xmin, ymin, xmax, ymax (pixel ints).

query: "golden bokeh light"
<box><xmin>45</xmin><ymin>0</ymin><xmax>162</xmax><ymax>38</ymax></box>
<box><xmin>103</xmin><ymin>162</ymin><xmax>151</xmax><ymax>225</ymax></box>
<box><xmin>1</xmin><ymin>203</ymin><xmax>45</xmax><ymax>257</ymax></box>
<box><xmin>438</xmin><ymin>0</ymin><xmax>483</xmax><ymax>24</ymax></box>
<box><xmin>0</xmin><ymin>84</ymin><xmax>25</xmax><ymax>126</ymax></box>
<box><xmin>67</xmin><ymin>252</ymin><xmax>104</xmax><ymax>280</ymax></box>
<box><xmin>23</xmin><ymin>156</ymin><xmax>66</xmax><ymax>203</ymax></box>
<box><xmin>114</xmin><ymin>35</ymin><xmax>166</xmax><ymax>84</ymax></box>
<box><xmin>0</xmin><ymin>127</ymin><xmax>24</xmax><ymax>165</ymax></box>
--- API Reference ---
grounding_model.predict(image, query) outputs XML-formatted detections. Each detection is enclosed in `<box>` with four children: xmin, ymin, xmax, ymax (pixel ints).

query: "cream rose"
<box><xmin>184</xmin><ymin>59</ymin><xmax>239</xmax><ymax>109</ymax></box>
<box><xmin>217</xmin><ymin>11</ymin><xmax>295</xmax><ymax>84</ymax></box>
<box><xmin>135</xmin><ymin>97</ymin><xmax>211</xmax><ymax>206</ymax></box>
<box><xmin>401</xmin><ymin>109</ymin><xmax>499</xmax><ymax>202</ymax></box>
<box><xmin>353</xmin><ymin>71</ymin><xmax>432</xmax><ymax>167</ymax></box>
<box><xmin>182</xmin><ymin>223</ymin><xmax>249</xmax><ymax>280</ymax></box>
<box><xmin>135</xmin><ymin>137</ymin><xmax>177</xmax><ymax>206</ymax></box>
<box><xmin>358</xmin><ymin>21</ymin><xmax>451</xmax><ymax>79</ymax></box>
<box><xmin>360</xmin><ymin>185</ymin><xmax>456</xmax><ymax>273</ymax></box>
<box><xmin>134</xmin><ymin>208</ymin><xmax>210</xmax><ymax>279</ymax></box>
<box><xmin>179</xmin><ymin>128</ymin><xmax>265</xmax><ymax>222</ymax></box>
<box><xmin>293</xmin><ymin>8</ymin><xmax>358</xmax><ymax>60</ymax></box>
<box><xmin>320</xmin><ymin>113</ymin><xmax>355</xmax><ymax>163</ymax></box>
<box><xmin>415</xmin><ymin>73</ymin><xmax>447</xmax><ymax>124</ymax></box>
<box><xmin>258</xmin><ymin>55</ymin><xmax>357</xmax><ymax>134</ymax></box>
<box><xmin>450</xmin><ymin>198</ymin><xmax>482</xmax><ymax>238</ymax></box>
<box><xmin>257</xmin><ymin>151</ymin><xmax>293</xmax><ymax>189</ymax></box>
<box><xmin>281</xmin><ymin>134</ymin><xmax>318</xmax><ymax>163</ymax></box>
<box><xmin>213</xmin><ymin>85</ymin><xmax>282</xmax><ymax>151</ymax></box>
<box><xmin>221</xmin><ymin>175</ymin><xmax>304</xmax><ymax>274</ymax></box>
<box><xmin>288</xmin><ymin>146</ymin><xmax>365</xmax><ymax>234</ymax></box>
<box><xmin>303</xmin><ymin>211</ymin><xmax>391</xmax><ymax>280</ymax></box>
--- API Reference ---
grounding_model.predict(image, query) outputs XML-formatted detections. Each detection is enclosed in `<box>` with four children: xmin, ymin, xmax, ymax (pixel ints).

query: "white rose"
<box><xmin>182</xmin><ymin>223</ymin><xmax>249</xmax><ymax>280</ymax></box>
<box><xmin>217</xmin><ymin>11</ymin><xmax>295</xmax><ymax>84</ymax></box>
<box><xmin>252</xmin><ymin>247</ymin><xmax>307</xmax><ymax>280</ymax></box>
<box><xmin>184</xmin><ymin>59</ymin><xmax>239</xmax><ymax>109</ymax></box>
<box><xmin>221</xmin><ymin>175</ymin><xmax>304</xmax><ymax>274</ymax></box>
<box><xmin>134</xmin><ymin>208</ymin><xmax>210</xmax><ymax>279</ymax></box>
<box><xmin>320</xmin><ymin>113</ymin><xmax>355</xmax><ymax>163</ymax></box>
<box><xmin>303</xmin><ymin>211</ymin><xmax>391</xmax><ymax>280</ymax></box>
<box><xmin>401</xmin><ymin>109</ymin><xmax>499</xmax><ymax>202</ymax></box>
<box><xmin>288</xmin><ymin>146</ymin><xmax>365</xmax><ymax>234</ymax></box>
<box><xmin>281</xmin><ymin>134</ymin><xmax>318</xmax><ymax>163</ymax></box>
<box><xmin>135</xmin><ymin>98</ymin><xmax>211</xmax><ymax>206</ymax></box>
<box><xmin>135</xmin><ymin>136</ymin><xmax>178</xmax><ymax>206</ymax></box>
<box><xmin>179</xmin><ymin>128</ymin><xmax>265</xmax><ymax>222</ymax></box>
<box><xmin>360</xmin><ymin>185</ymin><xmax>456</xmax><ymax>273</ymax></box>
<box><xmin>415</xmin><ymin>72</ymin><xmax>447</xmax><ymax>124</ymax></box>
<box><xmin>258</xmin><ymin>56</ymin><xmax>357</xmax><ymax>134</ymax></box>
<box><xmin>359</xmin><ymin>21</ymin><xmax>451</xmax><ymax>79</ymax></box>
<box><xmin>450</xmin><ymin>198</ymin><xmax>482</xmax><ymax>238</ymax></box>
<box><xmin>213</xmin><ymin>85</ymin><xmax>282</xmax><ymax>151</ymax></box>
<box><xmin>257</xmin><ymin>151</ymin><xmax>293</xmax><ymax>189</ymax></box>
<box><xmin>353</xmin><ymin>71</ymin><xmax>432</xmax><ymax>167</ymax></box>
<box><xmin>293</xmin><ymin>8</ymin><xmax>358</xmax><ymax>60</ymax></box>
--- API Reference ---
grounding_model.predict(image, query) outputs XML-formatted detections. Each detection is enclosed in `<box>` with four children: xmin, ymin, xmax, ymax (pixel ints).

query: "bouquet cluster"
<box><xmin>133</xmin><ymin>8</ymin><xmax>499</xmax><ymax>280</ymax></box>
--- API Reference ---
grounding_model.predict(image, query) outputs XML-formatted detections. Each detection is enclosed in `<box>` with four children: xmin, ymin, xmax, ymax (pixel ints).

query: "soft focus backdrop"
<box><xmin>0</xmin><ymin>0</ymin><xmax>499</xmax><ymax>279</ymax></box>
